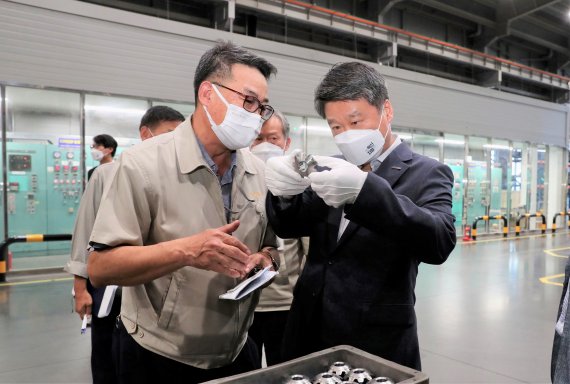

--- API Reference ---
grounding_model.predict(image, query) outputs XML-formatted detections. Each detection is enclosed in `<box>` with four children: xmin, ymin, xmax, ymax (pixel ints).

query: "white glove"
<box><xmin>265</xmin><ymin>149</ymin><xmax>311</xmax><ymax>197</ymax></box>
<box><xmin>308</xmin><ymin>156</ymin><xmax>368</xmax><ymax>208</ymax></box>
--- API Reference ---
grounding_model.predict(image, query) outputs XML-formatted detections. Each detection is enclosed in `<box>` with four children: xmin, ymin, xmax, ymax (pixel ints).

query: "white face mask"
<box><xmin>91</xmin><ymin>148</ymin><xmax>104</xmax><ymax>161</ymax></box>
<box><xmin>251</xmin><ymin>142</ymin><xmax>285</xmax><ymax>163</ymax></box>
<box><xmin>203</xmin><ymin>84</ymin><xmax>263</xmax><ymax>150</ymax></box>
<box><xmin>334</xmin><ymin>109</ymin><xmax>388</xmax><ymax>166</ymax></box>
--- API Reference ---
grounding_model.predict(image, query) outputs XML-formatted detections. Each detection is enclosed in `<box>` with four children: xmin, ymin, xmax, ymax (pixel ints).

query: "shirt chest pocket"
<box><xmin>231</xmin><ymin>198</ymin><xmax>267</xmax><ymax>251</ymax></box>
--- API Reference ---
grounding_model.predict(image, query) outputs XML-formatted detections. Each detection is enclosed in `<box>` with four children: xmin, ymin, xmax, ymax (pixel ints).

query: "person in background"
<box><xmin>65</xmin><ymin>106</ymin><xmax>185</xmax><ymax>384</ymax></box>
<box><xmin>88</xmin><ymin>134</ymin><xmax>118</xmax><ymax>180</ymax></box>
<box><xmin>87</xmin><ymin>41</ymin><xmax>279</xmax><ymax>383</ymax></box>
<box><xmin>249</xmin><ymin>110</ymin><xmax>308</xmax><ymax>366</ymax></box>
<box><xmin>264</xmin><ymin>62</ymin><xmax>456</xmax><ymax>370</ymax></box>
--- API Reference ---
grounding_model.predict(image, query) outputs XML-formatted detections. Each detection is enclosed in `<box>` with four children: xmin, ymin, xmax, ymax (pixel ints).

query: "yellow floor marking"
<box><xmin>0</xmin><ymin>276</ymin><xmax>72</xmax><ymax>287</ymax></box>
<box><xmin>540</xmin><ymin>273</ymin><xmax>565</xmax><ymax>287</ymax></box>
<box><xmin>544</xmin><ymin>247</ymin><xmax>570</xmax><ymax>258</ymax></box>
<box><xmin>461</xmin><ymin>235</ymin><xmax>570</xmax><ymax>286</ymax></box>
<box><xmin>540</xmin><ymin>247</ymin><xmax>570</xmax><ymax>286</ymax></box>
<box><xmin>460</xmin><ymin>232</ymin><xmax>549</xmax><ymax>244</ymax></box>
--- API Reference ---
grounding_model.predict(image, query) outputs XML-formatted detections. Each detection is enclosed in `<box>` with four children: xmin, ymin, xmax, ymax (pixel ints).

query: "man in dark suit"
<box><xmin>264</xmin><ymin>62</ymin><xmax>456</xmax><ymax>371</ymax></box>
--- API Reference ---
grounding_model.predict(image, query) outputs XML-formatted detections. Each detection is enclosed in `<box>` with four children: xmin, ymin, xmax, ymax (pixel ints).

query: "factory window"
<box><xmin>3</xmin><ymin>87</ymin><xmax>81</xmax><ymax>264</ymax></box>
<box><xmin>283</xmin><ymin>114</ymin><xmax>305</xmax><ymax>154</ymax></box>
<box><xmin>150</xmin><ymin>101</ymin><xmax>194</xmax><ymax>119</ymax></box>
<box><xmin>306</xmin><ymin>117</ymin><xmax>339</xmax><ymax>157</ymax></box>
<box><xmin>442</xmin><ymin>133</ymin><xmax>466</xmax><ymax>231</ymax></box>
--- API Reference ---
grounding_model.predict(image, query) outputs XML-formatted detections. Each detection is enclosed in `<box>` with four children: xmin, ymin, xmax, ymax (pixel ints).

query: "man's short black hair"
<box><xmin>314</xmin><ymin>62</ymin><xmax>389</xmax><ymax>118</ymax></box>
<box><xmin>193</xmin><ymin>41</ymin><xmax>277</xmax><ymax>101</ymax></box>
<box><xmin>139</xmin><ymin>106</ymin><xmax>185</xmax><ymax>130</ymax></box>
<box><xmin>92</xmin><ymin>134</ymin><xmax>118</xmax><ymax>157</ymax></box>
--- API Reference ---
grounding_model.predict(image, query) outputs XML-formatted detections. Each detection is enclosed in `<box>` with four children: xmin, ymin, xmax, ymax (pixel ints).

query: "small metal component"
<box><xmin>369</xmin><ymin>377</ymin><xmax>395</xmax><ymax>384</ymax></box>
<box><xmin>313</xmin><ymin>372</ymin><xmax>342</xmax><ymax>384</ymax></box>
<box><xmin>328</xmin><ymin>361</ymin><xmax>352</xmax><ymax>380</ymax></box>
<box><xmin>285</xmin><ymin>374</ymin><xmax>312</xmax><ymax>384</ymax></box>
<box><xmin>347</xmin><ymin>368</ymin><xmax>373</xmax><ymax>383</ymax></box>
<box><xmin>294</xmin><ymin>151</ymin><xmax>318</xmax><ymax>177</ymax></box>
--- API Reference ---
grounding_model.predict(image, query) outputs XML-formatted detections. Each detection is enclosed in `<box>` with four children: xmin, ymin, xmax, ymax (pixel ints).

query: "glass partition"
<box><xmin>510</xmin><ymin>142</ymin><xmax>531</xmax><ymax>227</ymax></box>
<box><xmin>85</xmin><ymin>95</ymin><xmax>148</xmax><ymax>139</ymax></box>
<box><xmin>6</xmin><ymin>87</ymin><xmax>80</xmax><ymax>140</ymax></box>
<box><xmin>536</xmin><ymin>144</ymin><xmax>547</xmax><ymax>214</ymax></box>
<box><xmin>466</xmin><ymin>136</ymin><xmax>490</xmax><ymax>232</ymax></box>
<box><xmin>85</xmin><ymin>94</ymin><xmax>148</xmax><ymax>172</ymax></box>
<box><xmin>411</xmin><ymin>132</ymin><xmax>442</xmax><ymax>161</ymax></box>
<box><xmin>487</xmin><ymin>139</ymin><xmax>511</xmax><ymax>222</ymax></box>
<box><xmin>306</xmin><ymin>117</ymin><xmax>339</xmax><ymax>156</ymax></box>
<box><xmin>5</xmin><ymin>87</ymin><xmax>81</xmax><ymax>263</ymax></box>
<box><xmin>283</xmin><ymin>114</ymin><xmax>305</xmax><ymax>154</ymax></box>
<box><xmin>393</xmin><ymin>129</ymin><xmax>412</xmax><ymax>146</ymax></box>
<box><xmin>151</xmin><ymin>101</ymin><xmax>194</xmax><ymax>120</ymax></box>
<box><xmin>547</xmin><ymin>145</ymin><xmax>565</xmax><ymax>219</ymax></box>
<box><xmin>442</xmin><ymin>134</ymin><xmax>466</xmax><ymax>231</ymax></box>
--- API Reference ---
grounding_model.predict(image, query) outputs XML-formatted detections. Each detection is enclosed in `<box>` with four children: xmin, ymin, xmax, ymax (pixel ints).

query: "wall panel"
<box><xmin>1</xmin><ymin>0</ymin><xmax>568</xmax><ymax>146</ymax></box>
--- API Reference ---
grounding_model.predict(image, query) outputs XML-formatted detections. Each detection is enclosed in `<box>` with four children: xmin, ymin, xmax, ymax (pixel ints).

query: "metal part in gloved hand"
<box><xmin>308</xmin><ymin>156</ymin><xmax>368</xmax><ymax>208</ymax></box>
<box><xmin>265</xmin><ymin>149</ymin><xmax>311</xmax><ymax>197</ymax></box>
<box><xmin>294</xmin><ymin>151</ymin><xmax>318</xmax><ymax>177</ymax></box>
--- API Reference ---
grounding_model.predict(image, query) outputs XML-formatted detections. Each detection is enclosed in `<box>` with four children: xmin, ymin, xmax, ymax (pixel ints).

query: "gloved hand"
<box><xmin>265</xmin><ymin>149</ymin><xmax>311</xmax><ymax>197</ymax></box>
<box><xmin>308</xmin><ymin>156</ymin><xmax>368</xmax><ymax>208</ymax></box>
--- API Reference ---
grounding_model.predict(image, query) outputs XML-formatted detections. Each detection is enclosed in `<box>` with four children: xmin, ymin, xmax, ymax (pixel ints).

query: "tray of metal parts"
<box><xmin>202</xmin><ymin>345</ymin><xmax>428</xmax><ymax>384</ymax></box>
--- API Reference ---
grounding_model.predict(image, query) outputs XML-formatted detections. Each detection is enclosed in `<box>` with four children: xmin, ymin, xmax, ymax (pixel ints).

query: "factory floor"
<box><xmin>0</xmin><ymin>233</ymin><xmax>565</xmax><ymax>383</ymax></box>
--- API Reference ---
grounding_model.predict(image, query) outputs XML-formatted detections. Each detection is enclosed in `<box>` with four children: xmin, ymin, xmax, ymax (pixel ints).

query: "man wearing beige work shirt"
<box><xmin>65</xmin><ymin>106</ymin><xmax>185</xmax><ymax>384</ymax></box>
<box><xmin>87</xmin><ymin>42</ymin><xmax>279</xmax><ymax>383</ymax></box>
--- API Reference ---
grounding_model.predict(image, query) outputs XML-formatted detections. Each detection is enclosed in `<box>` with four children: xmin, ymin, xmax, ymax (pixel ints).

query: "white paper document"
<box><xmin>219</xmin><ymin>266</ymin><xmax>278</xmax><ymax>301</ymax></box>
<box><xmin>97</xmin><ymin>285</ymin><xmax>119</xmax><ymax>318</ymax></box>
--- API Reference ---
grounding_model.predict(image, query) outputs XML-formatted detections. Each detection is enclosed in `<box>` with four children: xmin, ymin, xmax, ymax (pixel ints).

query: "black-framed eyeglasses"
<box><xmin>213</xmin><ymin>82</ymin><xmax>274</xmax><ymax>121</ymax></box>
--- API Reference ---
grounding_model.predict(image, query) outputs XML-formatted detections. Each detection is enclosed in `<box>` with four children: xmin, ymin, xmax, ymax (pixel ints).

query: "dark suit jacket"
<box><xmin>266</xmin><ymin>143</ymin><xmax>456</xmax><ymax>370</ymax></box>
<box><xmin>552</xmin><ymin>257</ymin><xmax>570</xmax><ymax>383</ymax></box>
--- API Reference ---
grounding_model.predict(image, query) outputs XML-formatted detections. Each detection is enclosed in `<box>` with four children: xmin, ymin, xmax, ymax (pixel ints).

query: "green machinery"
<box><xmin>0</xmin><ymin>140</ymin><xmax>99</xmax><ymax>257</ymax></box>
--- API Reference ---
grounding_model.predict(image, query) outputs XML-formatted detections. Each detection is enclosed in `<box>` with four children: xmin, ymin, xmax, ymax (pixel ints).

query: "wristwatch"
<box><xmin>260</xmin><ymin>248</ymin><xmax>279</xmax><ymax>271</ymax></box>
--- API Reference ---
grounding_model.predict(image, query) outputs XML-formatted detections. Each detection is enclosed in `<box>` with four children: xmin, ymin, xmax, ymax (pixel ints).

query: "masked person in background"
<box><xmin>88</xmin><ymin>134</ymin><xmax>118</xmax><ymax>180</ymax></box>
<box><xmin>87</xmin><ymin>41</ymin><xmax>279</xmax><ymax>384</ymax></box>
<box><xmin>264</xmin><ymin>62</ymin><xmax>456</xmax><ymax>370</ymax></box>
<box><xmin>249</xmin><ymin>110</ymin><xmax>309</xmax><ymax>366</ymax></box>
<box><xmin>65</xmin><ymin>106</ymin><xmax>185</xmax><ymax>384</ymax></box>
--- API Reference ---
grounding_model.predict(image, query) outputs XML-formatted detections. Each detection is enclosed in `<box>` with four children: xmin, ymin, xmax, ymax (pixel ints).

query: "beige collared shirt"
<box><xmin>90</xmin><ymin>118</ymin><xmax>277</xmax><ymax>368</ymax></box>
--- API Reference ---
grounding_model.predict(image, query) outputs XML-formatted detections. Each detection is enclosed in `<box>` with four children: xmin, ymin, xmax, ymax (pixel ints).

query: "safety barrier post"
<box><xmin>471</xmin><ymin>215</ymin><xmax>508</xmax><ymax>241</ymax></box>
<box><xmin>515</xmin><ymin>213</ymin><xmax>528</xmax><ymax>236</ymax></box>
<box><xmin>499</xmin><ymin>215</ymin><xmax>508</xmax><ymax>238</ymax></box>
<box><xmin>0</xmin><ymin>234</ymin><xmax>72</xmax><ymax>282</ymax></box>
<box><xmin>515</xmin><ymin>212</ymin><xmax>546</xmax><ymax>237</ymax></box>
<box><xmin>552</xmin><ymin>212</ymin><xmax>566</xmax><ymax>233</ymax></box>
<box><xmin>535</xmin><ymin>212</ymin><xmax>546</xmax><ymax>234</ymax></box>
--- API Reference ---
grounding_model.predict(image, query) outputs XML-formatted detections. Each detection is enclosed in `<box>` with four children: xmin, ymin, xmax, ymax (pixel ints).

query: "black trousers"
<box><xmin>249</xmin><ymin>310</ymin><xmax>289</xmax><ymax>366</ymax></box>
<box><xmin>114</xmin><ymin>319</ymin><xmax>260</xmax><ymax>384</ymax></box>
<box><xmin>91</xmin><ymin>296</ymin><xmax>121</xmax><ymax>384</ymax></box>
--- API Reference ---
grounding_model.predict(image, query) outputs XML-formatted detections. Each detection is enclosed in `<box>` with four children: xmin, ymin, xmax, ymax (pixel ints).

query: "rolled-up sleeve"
<box><xmin>64</xmin><ymin>167</ymin><xmax>108</xmax><ymax>278</ymax></box>
<box><xmin>90</xmin><ymin>152</ymin><xmax>153</xmax><ymax>248</ymax></box>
